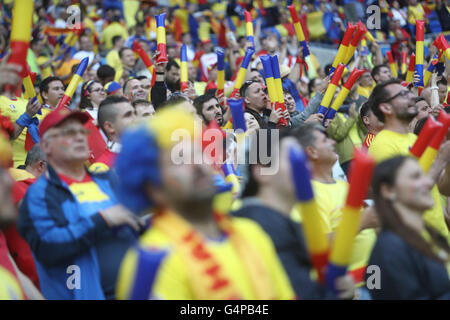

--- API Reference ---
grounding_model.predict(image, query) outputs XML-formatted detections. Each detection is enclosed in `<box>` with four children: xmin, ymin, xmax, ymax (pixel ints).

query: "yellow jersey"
<box><xmin>116</xmin><ymin>217</ymin><xmax>294</xmax><ymax>300</ymax></box>
<box><xmin>0</xmin><ymin>96</ymin><xmax>52</xmax><ymax>167</ymax></box>
<box><xmin>368</xmin><ymin>129</ymin><xmax>450</xmax><ymax>238</ymax></box>
<box><xmin>0</xmin><ymin>266</ymin><xmax>24</xmax><ymax>300</ymax></box>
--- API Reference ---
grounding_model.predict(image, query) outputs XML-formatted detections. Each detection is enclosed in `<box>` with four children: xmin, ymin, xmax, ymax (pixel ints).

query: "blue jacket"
<box><xmin>17</xmin><ymin>165</ymin><xmax>137</xmax><ymax>300</ymax></box>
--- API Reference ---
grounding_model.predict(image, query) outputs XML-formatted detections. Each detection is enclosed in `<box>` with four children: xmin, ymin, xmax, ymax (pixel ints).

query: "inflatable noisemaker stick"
<box><xmin>405</xmin><ymin>53</ymin><xmax>416</xmax><ymax>83</ymax></box>
<box><xmin>288</xmin><ymin>4</ymin><xmax>310</xmax><ymax>58</ymax></box>
<box><xmin>386</xmin><ymin>51</ymin><xmax>398</xmax><ymax>79</ymax></box>
<box><xmin>23</xmin><ymin>64</ymin><xmax>37</xmax><ymax>102</ymax></box>
<box><xmin>415</xmin><ymin>20</ymin><xmax>425</xmax><ymax>87</ymax></box>
<box><xmin>330</xmin><ymin>24</ymin><xmax>355</xmax><ymax>74</ymax></box>
<box><xmin>409</xmin><ymin>116</ymin><xmax>442</xmax><ymax>159</ymax></box>
<box><xmin>423</xmin><ymin>54</ymin><xmax>439</xmax><ymax>87</ymax></box>
<box><xmin>132</xmin><ymin>41</ymin><xmax>156</xmax><ymax>88</ymax></box>
<box><xmin>244</xmin><ymin>10</ymin><xmax>255</xmax><ymax>48</ymax></box>
<box><xmin>365</xmin><ymin>30</ymin><xmax>376</xmax><ymax>43</ymax></box>
<box><xmin>317</xmin><ymin>63</ymin><xmax>346</xmax><ymax>115</ymax></box>
<box><xmin>401</xmin><ymin>51</ymin><xmax>408</xmax><ymax>75</ymax></box>
<box><xmin>228</xmin><ymin>98</ymin><xmax>247</xmax><ymax>145</ymax></box>
<box><xmin>343</xmin><ymin>21</ymin><xmax>367</xmax><ymax>65</ymax></box>
<box><xmin>230</xmin><ymin>47</ymin><xmax>255</xmax><ymax>98</ymax></box>
<box><xmin>290</xmin><ymin>146</ymin><xmax>329</xmax><ymax>284</ymax></box>
<box><xmin>271</xmin><ymin>55</ymin><xmax>289</xmax><ymax>127</ymax></box>
<box><xmin>8</xmin><ymin>0</ymin><xmax>33</xmax><ymax>78</ymax></box>
<box><xmin>156</xmin><ymin>13</ymin><xmax>168</xmax><ymax>64</ymax></box>
<box><xmin>217</xmin><ymin>48</ymin><xmax>225</xmax><ymax>105</ymax></box>
<box><xmin>180</xmin><ymin>44</ymin><xmax>188</xmax><ymax>92</ymax></box>
<box><xmin>324</xmin><ymin>68</ymin><xmax>366</xmax><ymax>121</ymax></box>
<box><xmin>326</xmin><ymin>149</ymin><xmax>375</xmax><ymax>294</ymax></box>
<box><xmin>56</xmin><ymin>57</ymin><xmax>89</xmax><ymax>109</ymax></box>
<box><xmin>419</xmin><ymin>110</ymin><xmax>450</xmax><ymax>173</ymax></box>
<box><xmin>260</xmin><ymin>55</ymin><xmax>278</xmax><ymax>104</ymax></box>
<box><xmin>222</xmin><ymin>162</ymin><xmax>241</xmax><ymax>197</ymax></box>
<box><xmin>433</xmin><ymin>34</ymin><xmax>450</xmax><ymax>60</ymax></box>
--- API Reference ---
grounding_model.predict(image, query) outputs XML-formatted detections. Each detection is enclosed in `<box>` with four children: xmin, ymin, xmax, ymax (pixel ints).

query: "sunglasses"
<box><xmin>381</xmin><ymin>90</ymin><xmax>411</xmax><ymax>103</ymax></box>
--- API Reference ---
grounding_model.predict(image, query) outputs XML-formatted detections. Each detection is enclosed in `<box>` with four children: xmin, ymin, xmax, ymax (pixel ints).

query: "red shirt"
<box><xmin>3</xmin><ymin>178</ymin><xmax>40</xmax><ymax>289</ymax></box>
<box><xmin>84</xmin><ymin>115</ymin><xmax>108</xmax><ymax>165</ymax></box>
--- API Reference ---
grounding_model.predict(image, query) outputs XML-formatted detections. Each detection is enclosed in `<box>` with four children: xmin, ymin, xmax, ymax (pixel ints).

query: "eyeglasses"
<box><xmin>381</xmin><ymin>90</ymin><xmax>411</xmax><ymax>103</ymax></box>
<box><xmin>48</xmin><ymin>128</ymin><xmax>90</xmax><ymax>139</ymax></box>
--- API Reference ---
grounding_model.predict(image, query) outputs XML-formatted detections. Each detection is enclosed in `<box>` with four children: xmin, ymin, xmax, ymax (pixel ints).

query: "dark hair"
<box><xmin>122</xmin><ymin>78</ymin><xmax>135</xmax><ymax>94</ymax></box>
<box><xmin>359</xmin><ymin>101</ymin><xmax>372</xmax><ymax>123</ymax></box>
<box><xmin>25</xmin><ymin>143</ymin><xmax>46</xmax><ymax>167</ymax></box>
<box><xmin>79</xmin><ymin>80</ymin><xmax>102</xmax><ymax>110</ymax></box>
<box><xmin>437</xmin><ymin>78</ymin><xmax>448</xmax><ymax>87</ymax></box>
<box><xmin>371</xmin><ymin>64</ymin><xmax>390</xmax><ymax>80</ymax></box>
<box><xmin>39</xmin><ymin>76</ymin><xmax>63</xmax><ymax>95</ymax></box>
<box><xmin>414</xmin><ymin>96</ymin><xmax>427</xmax><ymax>104</ymax></box>
<box><xmin>165</xmin><ymin>58</ymin><xmax>180</xmax><ymax>71</ymax></box>
<box><xmin>308</xmin><ymin>78</ymin><xmax>319</xmax><ymax>94</ymax></box>
<box><xmin>135</xmin><ymin>75</ymin><xmax>148</xmax><ymax>81</ymax></box>
<box><xmin>413</xmin><ymin>116</ymin><xmax>428</xmax><ymax>135</ymax></box>
<box><xmin>368</xmin><ymin>78</ymin><xmax>402</xmax><ymax>123</ymax></box>
<box><xmin>291</xmin><ymin>123</ymin><xmax>324</xmax><ymax>149</ymax></box>
<box><xmin>158</xmin><ymin>95</ymin><xmax>189</xmax><ymax>110</ymax></box>
<box><xmin>132</xmin><ymin>99</ymin><xmax>151</xmax><ymax>108</ymax></box>
<box><xmin>112</xmin><ymin>35</ymin><xmax>123</xmax><ymax>47</ymax></box>
<box><xmin>193</xmin><ymin>92</ymin><xmax>219</xmax><ymax>122</ymax></box>
<box><xmin>98</xmin><ymin>96</ymin><xmax>130</xmax><ymax>134</ymax></box>
<box><xmin>372</xmin><ymin>156</ymin><xmax>450</xmax><ymax>262</ymax></box>
<box><xmin>119</xmin><ymin>47</ymin><xmax>133</xmax><ymax>58</ymax></box>
<box><xmin>97</xmin><ymin>65</ymin><xmax>115</xmax><ymax>84</ymax></box>
<box><xmin>240</xmin><ymin>80</ymin><xmax>257</xmax><ymax>99</ymax></box>
<box><xmin>242</xmin><ymin>128</ymin><xmax>292</xmax><ymax>198</ymax></box>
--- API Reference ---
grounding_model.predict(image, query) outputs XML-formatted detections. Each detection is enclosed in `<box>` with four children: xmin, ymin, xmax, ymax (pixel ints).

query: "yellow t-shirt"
<box><xmin>36</xmin><ymin>56</ymin><xmax>53</xmax><ymax>79</ymax></box>
<box><xmin>291</xmin><ymin>179</ymin><xmax>377</xmax><ymax>272</ymax></box>
<box><xmin>105</xmin><ymin>50</ymin><xmax>123</xmax><ymax>82</ymax></box>
<box><xmin>0</xmin><ymin>96</ymin><xmax>52</xmax><ymax>167</ymax></box>
<box><xmin>0</xmin><ymin>266</ymin><xmax>24</xmax><ymax>300</ymax></box>
<box><xmin>368</xmin><ymin>129</ymin><xmax>450</xmax><ymax>238</ymax></box>
<box><xmin>100</xmin><ymin>22</ymin><xmax>129</xmax><ymax>50</ymax></box>
<box><xmin>116</xmin><ymin>217</ymin><xmax>294</xmax><ymax>300</ymax></box>
<box><xmin>356</xmin><ymin>85</ymin><xmax>372</xmax><ymax>99</ymax></box>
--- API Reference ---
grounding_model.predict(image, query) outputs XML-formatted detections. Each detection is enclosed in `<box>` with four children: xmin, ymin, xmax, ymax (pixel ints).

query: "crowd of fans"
<box><xmin>0</xmin><ymin>0</ymin><xmax>449</xmax><ymax>300</ymax></box>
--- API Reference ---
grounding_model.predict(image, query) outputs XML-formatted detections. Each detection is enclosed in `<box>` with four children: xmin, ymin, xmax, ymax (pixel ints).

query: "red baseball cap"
<box><xmin>39</xmin><ymin>107</ymin><xmax>90</xmax><ymax>138</ymax></box>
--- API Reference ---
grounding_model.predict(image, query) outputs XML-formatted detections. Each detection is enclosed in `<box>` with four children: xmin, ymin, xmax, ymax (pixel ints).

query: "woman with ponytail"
<box><xmin>367</xmin><ymin>156</ymin><xmax>450</xmax><ymax>299</ymax></box>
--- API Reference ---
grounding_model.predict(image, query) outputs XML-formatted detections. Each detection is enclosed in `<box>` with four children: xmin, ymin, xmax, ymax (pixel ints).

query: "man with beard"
<box><xmin>193</xmin><ymin>92</ymin><xmax>224</xmax><ymax>126</ymax></box>
<box><xmin>368</xmin><ymin>79</ymin><xmax>450</xmax><ymax>239</ymax></box>
<box><xmin>371</xmin><ymin>64</ymin><xmax>393</xmax><ymax>84</ymax></box>
<box><xmin>115</xmin><ymin>106</ymin><xmax>295</xmax><ymax>300</ymax></box>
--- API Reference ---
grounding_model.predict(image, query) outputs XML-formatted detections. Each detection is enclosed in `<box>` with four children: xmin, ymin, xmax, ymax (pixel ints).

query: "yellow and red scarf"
<box><xmin>153</xmin><ymin>208</ymin><xmax>277</xmax><ymax>300</ymax></box>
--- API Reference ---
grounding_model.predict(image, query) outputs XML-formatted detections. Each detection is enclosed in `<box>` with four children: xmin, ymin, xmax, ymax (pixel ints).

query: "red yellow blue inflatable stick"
<box><xmin>156</xmin><ymin>13</ymin><xmax>168</xmax><ymax>64</ymax></box>
<box><xmin>401</xmin><ymin>51</ymin><xmax>408</xmax><ymax>76</ymax></box>
<box><xmin>230</xmin><ymin>47</ymin><xmax>255</xmax><ymax>98</ymax></box>
<box><xmin>271</xmin><ymin>55</ymin><xmax>289</xmax><ymax>127</ymax></box>
<box><xmin>290</xmin><ymin>145</ymin><xmax>329</xmax><ymax>284</ymax></box>
<box><xmin>433</xmin><ymin>34</ymin><xmax>450</xmax><ymax>61</ymax></box>
<box><xmin>405</xmin><ymin>53</ymin><xmax>416</xmax><ymax>84</ymax></box>
<box><xmin>326</xmin><ymin>149</ymin><xmax>375</xmax><ymax>294</ymax></box>
<box><xmin>8</xmin><ymin>0</ymin><xmax>34</xmax><ymax>77</ymax></box>
<box><xmin>325</xmin><ymin>68</ymin><xmax>366</xmax><ymax>121</ymax></box>
<box><xmin>415</xmin><ymin>20</ymin><xmax>425</xmax><ymax>87</ymax></box>
<box><xmin>132</xmin><ymin>41</ymin><xmax>156</xmax><ymax>88</ymax></box>
<box><xmin>409</xmin><ymin>116</ymin><xmax>441</xmax><ymax>159</ymax></box>
<box><xmin>217</xmin><ymin>48</ymin><xmax>225</xmax><ymax>105</ymax></box>
<box><xmin>288</xmin><ymin>4</ymin><xmax>310</xmax><ymax>58</ymax></box>
<box><xmin>386</xmin><ymin>51</ymin><xmax>398</xmax><ymax>79</ymax></box>
<box><xmin>330</xmin><ymin>24</ymin><xmax>355</xmax><ymax>74</ymax></box>
<box><xmin>57</xmin><ymin>57</ymin><xmax>89</xmax><ymax>109</ymax></box>
<box><xmin>244</xmin><ymin>10</ymin><xmax>255</xmax><ymax>48</ymax></box>
<box><xmin>419</xmin><ymin>110</ymin><xmax>450</xmax><ymax>173</ymax></box>
<box><xmin>260</xmin><ymin>55</ymin><xmax>277</xmax><ymax>104</ymax></box>
<box><xmin>343</xmin><ymin>21</ymin><xmax>367</xmax><ymax>65</ymax></box>
<box><xmin>180</xmin><ymin>44</ymin><xmax>188</xmax><ymax>92</ymax></box>
<box><xmin>318</xmin><ymin>63</ymin><xmax>346</xmax><ymax>115</ymax></box>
